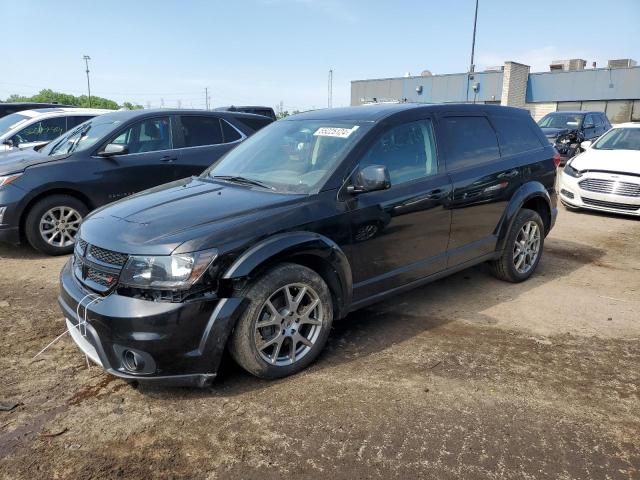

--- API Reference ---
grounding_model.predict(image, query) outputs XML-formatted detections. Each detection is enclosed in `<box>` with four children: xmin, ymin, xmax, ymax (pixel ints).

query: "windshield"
<box><xmin>538</xmin><ymin>113</ymin><xmax>584</xmax><ymax>129</ymax></box>
<box><xmin>43</xmin><ymin>118</ymin><xmax>121</xmax><ymax>156</ymax></box>
<box><xmin>593</xmin><ymin>128</ymin><xmax>640</xmax><ymax>151</ymax></box>
<box><xmin>204</xmin><ymin>119</ymin><xmax>370</xmax><ymax>193</ymax></box>
<box><xmin>0</xmin><ymin>113</ymin><xmax>30</xmax><ymax>137</ymax></box>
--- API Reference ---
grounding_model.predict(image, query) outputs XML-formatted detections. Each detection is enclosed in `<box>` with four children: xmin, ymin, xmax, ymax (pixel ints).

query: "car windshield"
<box><xmin>204</xmin><ymin>119</ymin><xmax>370</xmax><ymax>193</ymax></box>
<box><xmin>0</xmin><ymin>113</ymin><xmax>30</xmax><ymax>136</ymax></box>
<box><xmin>593</xmin><ymin>128</ymin><xmax>640</xmax><ymax>151</ymax></box>
<box><xmin>43</xmin><ymin>118</ymin><xmax>121</xmax><ymax>156</ymax></box>
<box><xmin>538</xmin><ymin>113</ymin><xmax>583</xmax><ymax>129</ymax></box>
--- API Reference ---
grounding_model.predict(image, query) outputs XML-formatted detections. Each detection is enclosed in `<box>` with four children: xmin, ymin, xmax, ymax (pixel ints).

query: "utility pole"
<box><xmin>466</xmin><ymin>0</ymin><xmax>479</xmax><ymax>102</ymax></box>
<box><xmin>328</xmin><ymin>69</ymin><xmax>333</xmax><ymax>108</ymax></box>
<box><xmin>205</xmin><ymin>87</ymin><xmax>210</xmax><ymax>110</ymax></box>
<box><xmin>82</xmin><ymin>55</ymin><xmax>92</xmax><ymax>107</ymax></box>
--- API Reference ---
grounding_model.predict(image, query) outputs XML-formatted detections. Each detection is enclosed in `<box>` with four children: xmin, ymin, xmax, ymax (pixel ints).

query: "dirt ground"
<box><xmin>0</xmin><ymin>205</ymin><xmax>639</xmax><ymax>480</ymax></box>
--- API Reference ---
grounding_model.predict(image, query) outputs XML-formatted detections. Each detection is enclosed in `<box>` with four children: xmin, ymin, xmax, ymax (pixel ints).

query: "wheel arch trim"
<box><xmin>221</xmin><ymin>231</ymin><xmax>353</xmax><ymax>318</ymax></box>
<box><xmin>495</xmin><ymin>181</ymin><xmax>552</xmax><ymax>252</ymax></box>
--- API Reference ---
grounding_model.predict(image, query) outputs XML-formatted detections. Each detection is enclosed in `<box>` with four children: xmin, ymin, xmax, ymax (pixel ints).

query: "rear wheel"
<box><xmin>24</xmin><ymin>195</ymin><xmax>87</xmax><ymax>255</ymax></box>
<box><xmin>491</xmin><ymin>208</ymin><xmax>544</xmax><ymax>283</ymax></box>
<box><xmin>229</xmin><ymin>263</ymin><xmax>333</xmax><ymax>379</ymax></box>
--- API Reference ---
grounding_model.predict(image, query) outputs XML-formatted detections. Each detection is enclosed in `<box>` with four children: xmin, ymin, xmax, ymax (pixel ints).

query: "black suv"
<box><xmin>59</xmin><ymin>104</ymin><xmax>558</xmax><ymax>386</ymax></box>
<box><xmin>0</xmin><ymin>109</ymin><xmax>272</xmax><ymax>254</ymax></box>
<box><xmin>0</xmin><ymin>102</ymin><xmax>73</xmax><ymax>119</ymax></box>
<box><xmin>538</xmin><ymin>111</ymin><xmax>611</xmax><ymax>160</ymax></box>
<box><xmin>215</xmin><ymin>105</ymin><xmax>277</xmax><ymax>121</ymax></box>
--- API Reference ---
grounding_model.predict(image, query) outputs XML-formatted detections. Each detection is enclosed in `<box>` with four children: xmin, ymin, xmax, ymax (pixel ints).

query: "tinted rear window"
<box><xmin>442</xmin><ymin>116</ymin><xmax>500</xmax><ymax>170</ymax></box>
<box><xmin>181</xmin><ymin>116</ymin><xmax>223</xmax><ymax>147</ymax></box>
<box><xmin>234</xmin><ymin>115</ymin><xmax>272</xmax><ymax>132</ymax></box>
<box><xmin>221</xmin><ymin>119</ymin><xmax>242</xmax><ymax>142</ymax></box>
<box><xmin>490</xmin><ymin>114</ymin><xmax>543</xmax><ymax>156</ymax></box>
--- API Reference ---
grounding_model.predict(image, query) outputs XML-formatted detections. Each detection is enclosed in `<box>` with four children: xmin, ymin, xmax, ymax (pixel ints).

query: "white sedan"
<box><xmin>559</xmin><ymin>123</ymin><xmax>640</xmax><ymax>216</ymax></box>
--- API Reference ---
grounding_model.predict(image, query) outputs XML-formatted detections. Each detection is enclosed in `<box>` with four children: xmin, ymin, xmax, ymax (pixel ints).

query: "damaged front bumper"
<box><xmin>58</xmin><ymin>259</ymin><xmax>247</xmax><ymax>387</ymax></box>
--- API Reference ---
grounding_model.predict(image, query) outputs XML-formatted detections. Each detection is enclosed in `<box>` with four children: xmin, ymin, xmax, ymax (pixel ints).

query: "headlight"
<box><xmin>0</xmin><ymin>173</ymin><xmax>22</xmax><ymax>188</ymax></box>
<box><xmin>563</xmin><ymin>161</ymin><xmax>582</xmax><ymax>178</ymax></box>
<box><xmin>557</xmin><ymin>136</ymin><xmax>571</xmax><ymax>145</ymax></box>
<box><xmin>119</xmin><ymin>249</ymin><xmax>218</xmax><ymax>290</ymax></box>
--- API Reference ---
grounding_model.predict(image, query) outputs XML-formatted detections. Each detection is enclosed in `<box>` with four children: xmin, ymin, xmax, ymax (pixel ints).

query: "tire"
<box><xmin>24</xmin><ymin>195</ymin><xmax>88</xmax><ymax>255</ymax></box>
<box><xmin>229</xmin><ymin>263</ymin><xmax>334</xmax><ymax>379</ymax></box>
<box><xmin>491</xmin><ymin>208</ymin><xmax>545</xmax><ymax>283</ymax></box>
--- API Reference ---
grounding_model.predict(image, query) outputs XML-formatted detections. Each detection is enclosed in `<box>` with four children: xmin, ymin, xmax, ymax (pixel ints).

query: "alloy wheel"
<box><xmin>39</xmin><ymin>206</ymin><xmax>82</xmax><ymax>248</ymax></box>
<box><xmin>254</xmin><ymin>283</ymin><xmax>324</xmax><ymax>366</ymax></box>
<box><xmin>513</xmin><ymin>220</ymin><xmax>541</xmax><ymax>274</ymax></box>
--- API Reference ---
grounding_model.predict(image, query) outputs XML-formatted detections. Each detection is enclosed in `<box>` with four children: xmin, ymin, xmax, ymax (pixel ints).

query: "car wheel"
<box><xmin>491</xmin><ymin>208</ymin><xmax>544</xmax><ymax>283</ymax></box>
<box><xmin>229</xmin><ymin>263</ymin><xmax>333</xmax><ymax>379</ymax></box>
<box><xmin>24</xmin><ymin>195</ymin><xmax>88</xmax><ymax>255</ymax></box>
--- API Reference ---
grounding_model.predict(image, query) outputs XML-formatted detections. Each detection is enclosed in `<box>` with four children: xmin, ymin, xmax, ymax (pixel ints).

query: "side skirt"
<box><xmin>348</xmin><ymin>252</ymin><xmax>499</xmax><ymax>312</ymax></box>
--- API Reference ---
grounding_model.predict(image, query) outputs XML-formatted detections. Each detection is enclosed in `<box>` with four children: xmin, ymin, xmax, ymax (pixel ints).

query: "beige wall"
<box><xmin>524</xmin><ymin>102</ymin><xmax>557</xmax><ymax>121</ymax></box>
<box><xmin>500</xmin><ymin>62</ymin><xmax>530</xmax><ymax>107</ymax></box>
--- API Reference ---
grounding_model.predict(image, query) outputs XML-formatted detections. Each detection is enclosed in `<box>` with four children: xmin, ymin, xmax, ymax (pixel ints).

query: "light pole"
<box><xmin>83</xmin><ymin>55</ymin><xmax>92</xmax><ymax>107</ymax></box>
<box><xmin>328</xmin><ymin>69</ymin><xmax>333</xmax><ymax>108</ymax></box>
<box><xmin>466</xmin><ymin>0</ymin><xmax>479</xmax><ymax>102</ymax></box>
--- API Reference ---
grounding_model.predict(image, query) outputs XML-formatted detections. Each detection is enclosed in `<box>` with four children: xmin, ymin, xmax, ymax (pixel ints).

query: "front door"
<box><xmin>347</xmin><ymin>117</ymin><xmax>452</xmax><ymax>302</ymax></box>
<box><xmin>91</xmin><ymin>115</ymin><xmax>178</xmax><ymax>204</ymax></box>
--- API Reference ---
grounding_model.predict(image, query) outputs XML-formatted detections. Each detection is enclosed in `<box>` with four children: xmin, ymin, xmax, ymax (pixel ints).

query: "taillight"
<box><xmin>553</xmin><ymin>151</ymin><xmax>561</xmax><ymax>168</ymax></box>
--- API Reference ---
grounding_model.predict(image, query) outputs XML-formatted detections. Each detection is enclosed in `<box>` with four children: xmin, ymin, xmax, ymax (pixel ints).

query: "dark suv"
<box><xmin>0</xmin><ymin>109</ymin><xmax>272</xmax><ymax>254</ymax></box>
<box><xmin>59</xmin><ymin>104</ymin><xmax>558</xmax><ymax>386</ymax></box>
<box><xmin>538</xmin><ymin>111</ymin><xmax>611</xmax><ymax>161</ymax></box>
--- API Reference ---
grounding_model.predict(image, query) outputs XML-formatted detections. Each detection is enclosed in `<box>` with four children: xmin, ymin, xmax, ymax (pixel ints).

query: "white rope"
<box><xmin>32</xmin><ymin>329</ymin><xmax>70</xmax><ymax>360</ymax></box>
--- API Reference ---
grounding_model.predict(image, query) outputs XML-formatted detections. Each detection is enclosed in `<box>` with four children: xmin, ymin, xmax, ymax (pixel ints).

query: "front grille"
<box><xmin>73</xmin><ymin>239</ymin><xmax>128</xmax><ymax>293</ymax></box>
<box><xmin>87</xmin><ymin>245</ymin><xmax>128</xmax><ymax>266</ymax></box>
<box><xmin>578</xmin><ymin>178</ymin><xmax>640</xmax><ymax>197</ymax></box>
<box><xmin>581</xmin><ymin>197</ymin><xmax>640</xmax><ymax>212</ymax></box>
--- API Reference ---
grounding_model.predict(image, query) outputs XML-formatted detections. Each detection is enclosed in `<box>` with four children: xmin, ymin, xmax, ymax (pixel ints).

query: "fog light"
<box><xmin>560</xmin><ymin>189</ymin><xmax>575</xmax><ymax>199</ymax></box>
<box><xmin>122</xmin><ymin>349</ymin><xmax>145</xmax><ymax>372</ymax></box>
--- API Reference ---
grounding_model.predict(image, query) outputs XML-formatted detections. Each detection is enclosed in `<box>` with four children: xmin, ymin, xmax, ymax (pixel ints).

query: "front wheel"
<box><xmin>24</xmin><ymin>195</ymin><xmax>88</xmax><ymax>255</ymax></box>
<box><xmin>491</xmin><ymin>208</ymin><xmax>544</xmax><ymax>283</ymax></box>
<box><xmin>229</xmin><ymin>263</ymin><xmax>334</xmax><ymax>379</ymax></box>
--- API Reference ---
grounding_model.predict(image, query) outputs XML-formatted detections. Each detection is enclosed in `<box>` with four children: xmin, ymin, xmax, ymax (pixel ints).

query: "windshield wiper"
<box><xmin>211</xmin><ymin>175</ymin><xmax>275</xmax><ymax>190</ymax></box>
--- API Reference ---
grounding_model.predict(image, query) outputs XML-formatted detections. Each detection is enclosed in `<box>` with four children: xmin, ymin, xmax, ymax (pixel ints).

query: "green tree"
<box><xmin>3</xmin><ymin>89</ymin><xmax>136</xmax><ymax>110</ymax></box>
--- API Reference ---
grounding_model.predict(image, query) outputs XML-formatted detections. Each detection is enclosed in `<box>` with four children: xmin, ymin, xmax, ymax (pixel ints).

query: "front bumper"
<box><xmin>58</xmin><ymin>259</ymin><xmax>247</xmax><ymax>386</ymax></box>
<box><xmin>558</xmin><ymin>171</ymin><xmax>640</xmax><ymax>216</ymax></box>
<box><xmin>0</xmin><ymin>184</ymin><xmax>27</xmax><ymax>245</ymax></box>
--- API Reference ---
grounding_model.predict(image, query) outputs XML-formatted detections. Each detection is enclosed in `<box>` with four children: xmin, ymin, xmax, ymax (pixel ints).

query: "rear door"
<box><xmin>90</xmin><ymin>115</ymin><xmax>178</xmax><ymax>204</ymax></box>
<box><xmin>173</xmin><ymin>115</ymin><xmax>245</xmax><ymax>179</ymax></box>
<box><xmin>441</xmin><ymin>112</ymin><xmax>537</xmax><ymax>267</ymax></box>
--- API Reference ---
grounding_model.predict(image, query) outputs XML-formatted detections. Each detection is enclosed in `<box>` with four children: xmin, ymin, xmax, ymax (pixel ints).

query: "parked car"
<box><xmin>0</xmin><ymin>109</ymin><xmax>273</xmax><ymax>254</ymax></box>
<box><xmin>0</xmin><ymin>102</ymin><xmax>74</xmax><ymax>119</ymax></box>
<box><xmin>538</xmin><ymin>111</ymin><xmax>611</xmax><ymax>162</ymax></box>
<box><xmin>559</xmin><ymin>122</ymin><xmax>640</xmax><ymax>216</ymax></box>
<box><xmin>59</xmin><ymin>103</ymin><xmax>558</xmax><ymax>386</ymax></box>
<box><xmin>215</xmin><ymin>105</ymin><xmax>277</xmax><ymax>121</ymax></box>
<box><xmin>0</xmin><ymin>108</ymin><xmax>111</xmax><ymax>153</ymax></box>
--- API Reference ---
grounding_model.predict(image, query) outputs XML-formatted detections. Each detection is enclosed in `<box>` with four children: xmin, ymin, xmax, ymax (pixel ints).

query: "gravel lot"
<box><xmin>1</xmin><ymin>205</ymin><xmax>639</xmax><ymax>480</ymax></box>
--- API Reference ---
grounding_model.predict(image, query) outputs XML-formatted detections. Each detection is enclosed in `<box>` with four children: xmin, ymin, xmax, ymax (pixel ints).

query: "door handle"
<box><xmin>498</xmin><ymin>169</ymin><xmax>519</xmax><ymax>179</ymax></box>
<box><xmin>425</xmin><ymin>189</ymin><xmax>447</xmax><ymax>200</ymax></box>
<box><xmin>161</xmin><ymin>156</ymin><xmax>177</xmax><ymax>163</ymax></box>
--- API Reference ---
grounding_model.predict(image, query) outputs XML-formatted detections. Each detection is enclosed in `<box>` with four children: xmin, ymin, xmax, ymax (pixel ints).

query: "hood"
<box><xmin>541</xmin><ymin>127</ymin><xmax>573</xmax><ymax>138</ymax></box>
<box><xmin>0</xmin><ymin>148</ymin><xmax>64</xmax><ymax>174</ymax></box>
<box><xmin>80</xmin><ymin>177</ymin><xmax>308</xmax><ymax>255</ymax></box>
<box><xmin>570</xmin><ymin>148</ymin><xmax>640</xmax><ymax>175</ymax></box>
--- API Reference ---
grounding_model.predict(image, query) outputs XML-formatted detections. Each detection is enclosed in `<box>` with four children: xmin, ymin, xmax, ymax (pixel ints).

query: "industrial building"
<box><xmin>351</xmin><ymin>59</ymin><xmax>640</xmax><ymax>123</ymax></box>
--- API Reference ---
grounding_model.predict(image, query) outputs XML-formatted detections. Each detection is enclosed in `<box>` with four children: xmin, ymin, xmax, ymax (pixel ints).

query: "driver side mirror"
<box><xmin>2</xmin><ymin>139</ymin><xmax>15</xmax><ymax>148</ymax></box>
<box><xmin>98</xmin><ymin>143</ymin><xmax>129</xmax><ymax>157</ymax></box>
<box><xmin>580</xmin><ymin>140</ymin><xmax>592</xmax><ymax>150</ymax></box>
<box><xmin>347</xmin><ymin>165</ymin><xmax>391</xmax><ymax>194</ymax></box>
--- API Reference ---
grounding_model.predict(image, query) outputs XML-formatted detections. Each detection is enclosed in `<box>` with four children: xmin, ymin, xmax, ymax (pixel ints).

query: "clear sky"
<box><xmin>2</xmin><ymin>0</ymin><xmax>638</xmax><ymax>110</ymax></box>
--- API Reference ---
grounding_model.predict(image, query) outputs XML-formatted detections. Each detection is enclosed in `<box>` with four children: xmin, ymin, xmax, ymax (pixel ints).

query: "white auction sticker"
<box><xmin>313</xmin><ymin>126</ymin><xmax>359</xmax><ymax>138</ymax></box>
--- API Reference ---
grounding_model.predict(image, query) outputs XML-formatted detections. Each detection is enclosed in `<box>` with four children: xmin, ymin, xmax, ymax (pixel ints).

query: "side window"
<box><xmin>490</xmin><ymin>115</ymin><xmax>543</xmax><ymax>156</ymax></box>
<box><xmin>108</xmin><ymin>117</ymin><xmax>171</xmax><ymax>154</ymax></box>
<box><xmin>180</xmin><ymin>116</ymin><xmax>223</xmax><ymax>147</ymax></box>
<box><xmin>67</xmin><ymin>116</ymin><xmax>93</xmax><ymax>129</ymax></box>
<box><xmin>14</xmin><ymin>117</ymin><xmax>66</xmax><ymax>143</ymax></box>
<box><xmin>221</xmin><ymin>119</ymin><xmax>242</xmax><ymax>142</ymax></box>
<box><xmin>600</xmin><ymin>114</ymin><xmax>610</xmax><ymax>128</ymax></box>
<box><xmin>360</xmin><ymin>119</ymin><xmax>438</xmax><ymax>185</ymax></box>
<box><xmin>442</xmin><ymin>116</ymin><xmax>500</xmax><ymax>170</ymax></box>
<box><xmin>584</xmin><ymin>114</ymin><xmax>595</xmax><ymax>128</ymax></box>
